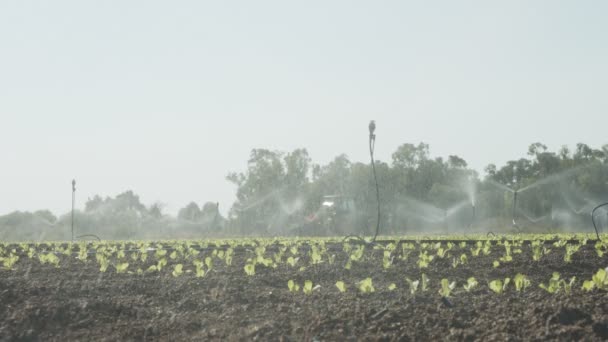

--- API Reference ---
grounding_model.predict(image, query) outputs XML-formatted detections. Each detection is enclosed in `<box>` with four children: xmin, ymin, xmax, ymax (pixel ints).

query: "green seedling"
<box><xmin>358</xmin><ymin>278</ymin><xmax>375</xmax><ymax>293</ymax></box>
<box><xmin>463</xmin><ymin>277</ymin><xmax>478</xmax><ymax>292</ymax></box>
<box><xmin>115</xmin><ymin>262</ymin><xmax>129</xmax><ymax>274</ymax></box>
<box><xmin>303</xmin><ymin>280</ymin><xmax>313</xmax><ymax>295</ymax></box>
<box><xmin>405</xmin><ymin>278</ymin><xmax>420</xmax><ymax>295</ymax></box>
<box><xmin>172</xmin><ymin>264</ymin><xmax>183</xmax><ymax>277</ymax></box>
<box><xmin>288</xmin><ymin>279</ymin><xmax>300</xmax><ymax>292</ymax></box>
<box><xmin>438</xmin><ymin>278</ymin><xmax>456</xmax><ymax>297</ymax></box>
<box><xmin>513</xmin><ymin>273</ymin><xmax>530</xmax><ymax>292</ymax></box>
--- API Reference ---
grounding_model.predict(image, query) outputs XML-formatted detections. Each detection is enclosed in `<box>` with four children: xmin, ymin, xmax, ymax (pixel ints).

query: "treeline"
<box><xmin>0</xmin><ymin>192</ymin><xmax>224</xmax><ymax>241</ymax></box>
<box><xmin>226</xmin><ymin>142</ymin><xmax>608</xmax><ymax>236</ymax></box>
<box><xmin>0</xmin><ymin>142</ymin><xmax>606</xmax><ymax>241</ymax></box>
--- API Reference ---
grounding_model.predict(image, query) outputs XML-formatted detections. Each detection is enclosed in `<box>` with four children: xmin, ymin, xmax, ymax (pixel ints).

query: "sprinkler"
<box><xmin>369</xmin><ymin>120</ymin><xmax>381</xmax><ymax>242</ymax></box>
<box><xmin>592</xmin><ymin>202</ymin><xmax>608</xmax><ymax>241</ymax></box>
<box><xmin>71</xmin><ymin>179</ymin><xmax>76</xmax><ymax>242</ymax></box>
<box><xmin>343</xmin><ymin>120</ymin><xmax>381</xmax><ymax>245</ymax></box>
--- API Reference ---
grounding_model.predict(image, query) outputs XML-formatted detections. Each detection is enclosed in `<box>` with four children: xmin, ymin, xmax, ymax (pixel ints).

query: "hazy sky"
<box><xmin>1</xmin><ymin>1</ymin><xmax>607</xmax><ymax>216</ymax></box>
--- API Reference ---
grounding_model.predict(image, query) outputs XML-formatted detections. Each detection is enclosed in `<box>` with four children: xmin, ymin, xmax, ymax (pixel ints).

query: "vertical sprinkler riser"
<box><xmin>71</xmin><ymin>179</ymin><xmax>76</xmax><ymax>242</ymax></box>
<box><xmin>369</xmin><ymin>120</ymin><xmax>380</xmax><ymax>242</ymax></box>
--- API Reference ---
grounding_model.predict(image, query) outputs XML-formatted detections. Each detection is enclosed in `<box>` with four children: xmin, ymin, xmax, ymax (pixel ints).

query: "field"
<box><xmin>2</xmin><ymin>234</ymin><xmax>608</xmax><ymax>341</ymax></box>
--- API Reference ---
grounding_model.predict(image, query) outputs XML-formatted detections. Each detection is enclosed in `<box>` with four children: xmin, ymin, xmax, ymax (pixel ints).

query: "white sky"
<box><xmin>1</xmin><ymin>1</ymin><xmax>607</xmax><ymax>216</ymax></box>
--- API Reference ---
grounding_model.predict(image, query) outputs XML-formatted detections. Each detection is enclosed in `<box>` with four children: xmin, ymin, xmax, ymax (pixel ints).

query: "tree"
<box><xmin>178</xmin><ymin>202</ymin><xmax>202</xmax><ymax>221</ymax></box>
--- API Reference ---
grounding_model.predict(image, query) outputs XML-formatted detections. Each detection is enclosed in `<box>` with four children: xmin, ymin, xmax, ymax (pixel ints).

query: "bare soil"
<box><xmin>1</xmin><ymin>240</ymin><xmax>608</xmax><ymax>341</ymax></box>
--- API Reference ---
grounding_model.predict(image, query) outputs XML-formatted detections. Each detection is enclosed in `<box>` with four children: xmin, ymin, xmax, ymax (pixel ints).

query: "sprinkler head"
<box><xmin>368</xmin><ymin>120</ymin><xmax>376</xmax><ymax>136</ymax></box>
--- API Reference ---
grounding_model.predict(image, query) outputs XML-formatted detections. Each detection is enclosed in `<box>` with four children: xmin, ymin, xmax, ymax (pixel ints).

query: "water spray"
<box><xmin>71</xmin><ymin>179</ymin><xmax>76</xmax><ymax>242</ymax></box>
<box><xmin>592</xmin><ymin>202</ymin><xmax>608</xmax><ymax>241</ymax></box>
<box><xmin>512</xmin><ymin>190</ymin><xmax>520</xmax><ymax>231</ymax></box>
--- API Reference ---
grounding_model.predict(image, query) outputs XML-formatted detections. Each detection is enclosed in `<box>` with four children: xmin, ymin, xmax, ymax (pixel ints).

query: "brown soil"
<box><xmin>1</xmin><ymin>240</ymin><xmax>608</xmax><ymax>341</ymax></box>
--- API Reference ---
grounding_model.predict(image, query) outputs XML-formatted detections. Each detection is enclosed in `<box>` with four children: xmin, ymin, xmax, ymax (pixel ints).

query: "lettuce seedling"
<box><xmin>514</xmin><ymin>273</ymin><xmax>530</xmax><ymax>292</ymax></box>
<box><xmin>463</xmin><ymin>277</ymin><xmax>478</xmax><ymax>292</ymax></box>
<box><xmin>489</xmin><ymin>278</ymin><xmax>510</xmax><ymax>294</ymax></box>
<box><xmin>205</xmin><ymin>257</ymin><xmax>213</xmax><ymax>271</ymax></box>
<box><xmin>592</xmin><ymin>268</ymin><xmax>608</xmax><ymax>290</ymax></box>
<box><xmin>157</xmin><ymin>258</ymin><xmax>167</xmax><ymax>271</ymax></box>
<box><xmin>335</xmin><ymin>281</ymin><xmax>346</xmax><ymax>293</ymax></box>
<box><xmin>564</xmin><ymin>244</ymin><xmax>581</xmax><ymax>263</ymax></box>
<box><xmin>438</xmin><ymin>279</ymin><xmax>456</xmax><ymax>297</ymax></box>
<box><xmin>286</xmin><ymin>256</ymin><xmax>298</xmax><ymax>267</ymax></box>
<box><xmin>405</xmin><ymin>278</ymin><xmax>419</xmax><ymax>295</ymax></box>
<box><xmin>388</xmin><ymin>283</ymin><xmax>397</xmax><ymax>291</ymax></box>
<box><xmin>225</xmin><ymin>248</ymin><xmax>234</xmax><ymax>266</ymax></box>
<box><xmin>40</xmin><ymin>253</ymin><xmax>60</xmax><ymax>268</ymax></box>
<box><xmin>562</xmin><ymin>276</ymin><xmax>576</xmax><ymax>294</ymax></box>
<box><xmin>421</xmin><ymin>273</ymin><xmax>430</xmax><ymax>292</ymax></box>
<box><xmin>115</xmin><ymin>262</ymin><xmax>129</xmax><ymax>274</ymax></box>
<box><xmin>436</xmin><ymin>247</ymin><xmax>448</xmax><ymax>259</ymax></box>
<box><xmin>244</xmin><ymin>263</ymin><xmax>256</xmax><ymax>276</ymax></box>
<box><xmin>582</xmin><ymin>280</ymin><xmax>595</xmax><ymax>292</ymax></box>
<box><xmin>358</xmin><ymin>278</ymin><xmax>375</xmax><ymax>293</ymax></box>
<box><xmin>303</xmin><ymin>280</ymin><xmax>313</xmax><ymax>295</ymax></box>
<box><xmin>417</xmin><ymin>251</ymin><xmax>434</xmax><ymax>269</ymax></box>
<box><xmin>288</xmin><ymin>280</ymin><xmax>300</xmax><ymax>292</ymax></box>
<box><xmin>382</xmin><ymin>251</ymin><xmax>393</xmax><ymax>269</ymax></box>
<box><xmin>595</xmin><ymin>242</ymin><xmax>606</xmax><ymax>257</ymax></box>
<box><xmin>539</xmin><ymin>272</ymin><xmax>561</xmax><ymax>294</ymax></box>
<box><xmin>0</xmin><ymin>254</ymin><xmax>19</xmax><ymax>270</ymax></box>
<box><xmin>172</xmin><ymin>264</ymin><xmax>183</xmax><ymax>277</ymax></box>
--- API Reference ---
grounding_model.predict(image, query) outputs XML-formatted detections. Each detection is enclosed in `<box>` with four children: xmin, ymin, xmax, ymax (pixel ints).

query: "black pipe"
<box><xmin>592</xmin><ymin>202</ymin><xmax>608</xmax><ymax>241</ymax></box>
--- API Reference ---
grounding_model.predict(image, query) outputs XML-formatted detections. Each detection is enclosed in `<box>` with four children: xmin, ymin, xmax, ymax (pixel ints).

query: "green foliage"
<box><xmin>417</xmin><ymin>251</ymin><xmax>434</xmax><ymax>269</ymax></box>
<box><xmin>421</xmin><ymin>273</ymin><xmax>430</xmax><ymax>292</ymax></box>
<box><xmin>115</xmin><ymin>262</ymin><xmax>129</xmax><ymax>274</ymax></box>
<box><xmin>463</xmin><ymin>277</ymin><xmax>478</xmax><ymax>292</ymax></box>
<box><xmin>244</xmin><ymin>262</ymin><xmax>256</xmax><ymax>276</ymax></box>
<box><xmin>0</xmin><ymin>253</ymin><xmax>19</xmax><ymax>270</ymax></box>
<box><xmin>489</xmin><ymin>278</ymin><xmax>510</xmax><ymax>294</ymax></box>
<box><xmin>513</xmin><ymin>273</ymin><xmax>530</xmax><ymax>292</ymax></box>
<box><xmin>335</xmin><ymin>281</ymin><xmax>346</xmax><ymax>293</ymax></box>
<box><xmin>538</xmin><ymin>273</ymin><xmax>576</xmax><ymax>294</ymax></box>
<box><xmin>564</xmin><ymin>244</ymin><xmax>582</xmax><ymax>263</ymax></box>
<box><xmin>382</xmin><ymin>250</ymin><xmax>393</xmax><ymax>269</ymax></box>
<box><xmin>592</xmin><ymin>268</ymin><xmax>608</xmax><ymax>290</ymax></box>
<box><xmin>405</xmin><ymin>277</ymin><xmax>420</xmax><ymax>295</ymax></box>
<box><xmin>303</xmin><ymin>280</ymin><xmax>313</xmax><ymax>295</ymax></box>
<box><xmin>288</xmin><ymin>279</ymin><xmax>300</xmax><ymax>293</ymax></box>
<box><xmin>438</xmin><ymin>278</ymin><xmax>456</xmax><ymax>297</ymax></box>
<box><xmin>172</xmin><ymin>264</ymin><xmax>183</xmax><ymax>277</ymax></box>
<box><xmin>358</xmin><ymin>278</ymin><xmax>375</xmax><ymax>293</ymax></box>
<box><xmin>39</xmin><ymin>253</ymin><xmax>60</xmax><ymax>268</ymax></box>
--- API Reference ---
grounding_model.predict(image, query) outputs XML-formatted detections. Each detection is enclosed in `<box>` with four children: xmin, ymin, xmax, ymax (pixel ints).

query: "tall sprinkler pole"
<box><xmin>369</xmin><ymin>120</ymin><xmax>380</xmax><ymax>241</ymax></box>
<box><xmin>71</xmin><ymin>179</ymin><xmax>76</xmax><ymax>242</ymax></box>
